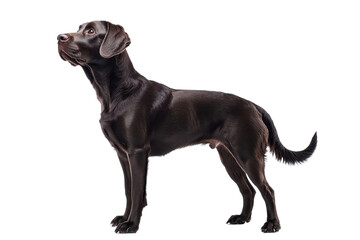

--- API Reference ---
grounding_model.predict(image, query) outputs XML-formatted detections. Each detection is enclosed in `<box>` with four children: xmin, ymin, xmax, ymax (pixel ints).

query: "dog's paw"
<box><xmin>226</xmin><ymin>214</ymin><xmax>251</xmax><ymax>224</ymax></box>
<box><xmin>111</xmin><ymin>215</ymin><xmax>127</xmax><ymax>227</ymax></box>
<box><xmin>261</xmin><ymin>219</ymin><xmax>281</xmax><ymax>233</ymax></box>
<box><xmin>115</xmin><ymin>221</ymin><xmax>139</xmax><ymax>234</ymax></box>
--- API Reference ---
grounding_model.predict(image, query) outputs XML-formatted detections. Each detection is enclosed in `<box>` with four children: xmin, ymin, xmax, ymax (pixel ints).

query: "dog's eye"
<box><xmin>85</xmin><ymin>28</ymin><xmax>95</xmax><ymax>35</ymax></box>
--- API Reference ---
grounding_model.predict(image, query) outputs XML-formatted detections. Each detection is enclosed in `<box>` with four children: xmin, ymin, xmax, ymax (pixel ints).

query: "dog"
<box><xmin>57</xmin><ymin>21</ymin><xmax>317</xmax><ymax>233</ymax></box>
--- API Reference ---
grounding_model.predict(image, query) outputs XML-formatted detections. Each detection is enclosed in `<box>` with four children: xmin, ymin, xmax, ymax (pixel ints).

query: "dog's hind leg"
<box><xmin>217</xmin><ymin>145</ymin><xmax>256</xmax><ymax>224</ymax></box>
<box><xmin>223</xmin><ymin>117</ymin><xmax>281</xmax><ymax>232</ymax></box>
<box><xmin>242</xmin><ymin>155</ymin><xmax>281</xmax><ymax>233</ymax></box>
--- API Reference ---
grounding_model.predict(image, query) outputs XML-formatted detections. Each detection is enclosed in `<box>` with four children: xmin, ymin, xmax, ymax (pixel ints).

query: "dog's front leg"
<box><xmin>115</xmin><ymin>147</ymin><xmax>149</xmax><ymax>233</ymax></box>
<box><xmin>110</xmin><ymin>152</ymin><xmax>132</xmax><ymax>227</ymax></box>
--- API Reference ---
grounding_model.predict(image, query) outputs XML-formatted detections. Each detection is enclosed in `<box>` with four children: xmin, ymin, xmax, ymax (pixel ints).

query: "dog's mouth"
<box><xmin>58</xmin><ymin>49</ymin><xmax>86</xmax><ymax>66</ymax></box>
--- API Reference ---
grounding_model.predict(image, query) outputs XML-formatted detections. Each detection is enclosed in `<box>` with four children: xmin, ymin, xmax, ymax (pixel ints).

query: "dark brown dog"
<box><xmin>57</xmin><ymin>21</ymin><xmax>317</xmax><ymax>234</ymax></box>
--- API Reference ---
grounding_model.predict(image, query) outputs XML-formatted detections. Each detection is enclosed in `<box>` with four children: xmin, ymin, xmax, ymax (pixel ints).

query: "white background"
<box><xmin>0</xmin><ymin>0</ymin><xmax>359</xmax><ymax>239</ymax></box>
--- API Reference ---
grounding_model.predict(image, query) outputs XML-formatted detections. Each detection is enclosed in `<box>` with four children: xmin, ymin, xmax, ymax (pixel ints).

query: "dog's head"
<box><xmin>58</xmin><ymin>21</ymin><xmax>131</xmax><ymax>66</ymax></box>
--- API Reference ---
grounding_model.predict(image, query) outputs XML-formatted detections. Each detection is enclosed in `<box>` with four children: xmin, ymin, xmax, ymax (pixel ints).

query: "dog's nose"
<box><xmin>57</xmin><ymin>34</ymin><xmax>69</xmax><ymax>42</ymax></box>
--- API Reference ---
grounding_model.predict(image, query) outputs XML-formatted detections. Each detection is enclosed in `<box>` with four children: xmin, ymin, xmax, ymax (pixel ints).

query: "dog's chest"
<box><xmin>99</xmin><ymin>114</ymin><xmax>129</xmax><ymax>155</ymax></box>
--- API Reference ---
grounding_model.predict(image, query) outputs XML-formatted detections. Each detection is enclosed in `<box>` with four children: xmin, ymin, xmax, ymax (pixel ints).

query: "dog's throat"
<box><xmin>83</xmin><ymin>64</ymin><xmax>111</xmax><ymax>112</ymax></box>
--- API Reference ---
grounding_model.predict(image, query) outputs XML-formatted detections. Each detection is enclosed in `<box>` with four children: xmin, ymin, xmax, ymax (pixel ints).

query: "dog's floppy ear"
<box><xmin>100</xmin><ymin>22</ymin><xmax>131</xmax><ymax>58</ymax></box>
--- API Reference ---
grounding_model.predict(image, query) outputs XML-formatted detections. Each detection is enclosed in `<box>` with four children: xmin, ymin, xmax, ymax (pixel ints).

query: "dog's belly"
<box><xmin>149</xmin><ymin>138</ymin><xmax>223</xmax><ymax>156</ymax></box>
<box><xmin>149</xmin><ymin>131</ymin><xmax>204</xmax><ymax>156</ymax></box>
<box><xmin>149</xmin><ymin>111</ymin><xmax>208</xmax><ymax>156</ymax></box>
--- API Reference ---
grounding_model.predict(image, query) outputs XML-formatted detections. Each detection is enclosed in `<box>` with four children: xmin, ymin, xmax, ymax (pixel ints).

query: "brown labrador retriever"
<box><xmin>57</xmin><ymin>21</ymin><xmax>317</xmax><ymax>234</ymax></box>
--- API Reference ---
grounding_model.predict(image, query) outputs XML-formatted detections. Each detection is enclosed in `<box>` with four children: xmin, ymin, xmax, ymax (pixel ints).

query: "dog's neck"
<box><xmin>82</xmin><ymin>51</ymin><xmax>146</xmax><ymax>113</ymax></box>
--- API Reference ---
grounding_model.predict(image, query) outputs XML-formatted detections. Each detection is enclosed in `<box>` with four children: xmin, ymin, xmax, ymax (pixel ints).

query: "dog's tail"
<box><xmin>254</xmin><ymin>104</ymin><xmax>317</xmax><ymax>164</ymax></box>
